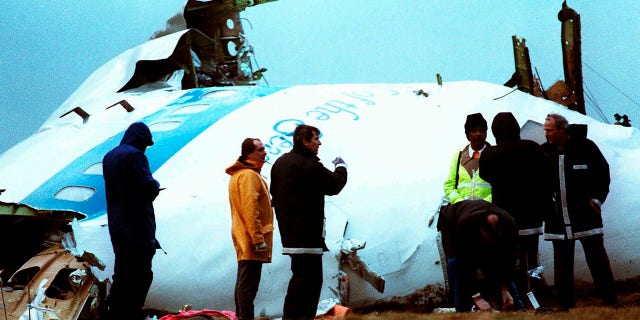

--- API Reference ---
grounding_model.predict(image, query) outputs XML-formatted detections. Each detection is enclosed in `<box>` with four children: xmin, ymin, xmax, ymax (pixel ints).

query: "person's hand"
<box><xmin>501</xmin><ymin>287</ymin><xmax>514</xmax><ymax>310</ymax></box>
<box><xmin>473</xmin><ymin>295</ymin><xmax>492</xmax><ymax>312</ymax></box>
<box><xmin>332</xmin><ymin>156</ymin><xmax>346</xmax><ymax>166</ymax></box>
<box><xmin>588</xmin><ymin>199</ymin><xmax>602</xmax><ymax>215</ymax></box>
<box><xmin>255</xmin><ymin>242</ymin><xmax>267</xmax><ymax>252</ymax></box>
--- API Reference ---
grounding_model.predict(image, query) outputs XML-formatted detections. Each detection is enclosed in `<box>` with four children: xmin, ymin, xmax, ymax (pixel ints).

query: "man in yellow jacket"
<box><xmin>226</xmin><ymin>138</ymin><xmax>275</xmax><ymax>320</ymax></box>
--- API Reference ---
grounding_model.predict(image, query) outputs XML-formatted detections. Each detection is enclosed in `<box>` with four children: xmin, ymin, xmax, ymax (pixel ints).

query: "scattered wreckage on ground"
<box><xmin>0</xmin><ymin>204</ymin><xmax>106</xmax><ymax>320</ymax></box>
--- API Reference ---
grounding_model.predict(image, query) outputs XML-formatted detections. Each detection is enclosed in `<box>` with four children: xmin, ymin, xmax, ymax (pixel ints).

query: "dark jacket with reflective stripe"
<box><xmin>479</xmin><ymin>112</ymin><xmax>555</xmax><ymax>235</ymax></box>
<box><xmin>270</xmin><ymin>147</ymin><xmax>347</xmax><ymax>253</ymax></box>
<box><xmin>542</xmin><ymin>124</ymin><xmax>610</xmax><ymax>240</ymax></box>
<box><xmin>103</xmin><ymin>123</ymin><xmax>160</xmax><ymax>254</ymax></box>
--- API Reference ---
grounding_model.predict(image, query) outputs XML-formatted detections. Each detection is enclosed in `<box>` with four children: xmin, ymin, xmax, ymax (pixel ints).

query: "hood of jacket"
<box><xmin>225</xmin><ymin>158</ymin><xmax>260</xmax><ymax>176</ymax></box>
<box><xmin>568</xmin><ymin>123</ymin><xmax>588</xmax><ymax>141</ymax></box>
<box><xmin>491</xmin><ymin>112</ymin><xmax>521</xmax><ymax>144</ymax></box>
<box><xmin>121</xmin><ymin>122</ymin><xmax>154</xmax><ymax>150</ymax></box>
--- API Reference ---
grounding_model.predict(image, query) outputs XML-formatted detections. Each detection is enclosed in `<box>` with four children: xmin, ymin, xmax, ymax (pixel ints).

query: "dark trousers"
<box><xmin>552</xmin><ymin>235</ymin><xmax>617</xmax><ymax>308</ymax></box>
<box><xmin>109</xmin><ymin>249</ymin><xmax>155</xmax><ymax>320</ymax></box>
<box><xmin>516</xmin><ymin>235</ymin><xmax>540</xmax><ymax>295</ymax></box>
<box><xmin>235</xmin><ymin>260</ymin><xmax>264</xmax><ymax>320</ymax></box>
<box><xmin>283</xmin><ymin>254</ymin><xmax>323</xmax><ymax>320</ymax></box>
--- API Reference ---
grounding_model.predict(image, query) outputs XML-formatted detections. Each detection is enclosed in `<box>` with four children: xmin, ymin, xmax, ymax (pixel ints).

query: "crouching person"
<box><xmin>437</xmin><ymin>200</ymin><xmax>523</xmax><ymax>312</ymax></box>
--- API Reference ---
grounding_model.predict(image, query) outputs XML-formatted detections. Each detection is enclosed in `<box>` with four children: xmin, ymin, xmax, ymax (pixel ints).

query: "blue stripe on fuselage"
<box><xmin>22</xmin><ymin>86</ymin><xmax>284</xmax><ymax>220</ymax></box>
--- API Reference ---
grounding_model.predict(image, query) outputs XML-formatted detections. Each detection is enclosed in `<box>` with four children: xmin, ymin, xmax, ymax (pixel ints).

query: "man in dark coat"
<box><xmin>437</xmin><ymin>200</ymin><xmax>518</xmax><ymax>312</ymax></box>
<box><xmin>103</xmin><ymin>122</ymin><xmax>161</xmax><ymax>320</ymax></box>
<box><xmin>270</xmin><ymin>124</ymin><xmax>347</xmax><ymax>320</ymax></box>
<box><xmin>542</xmin><ymin>113</ymin><xmax>617</xmax><ymax>309</ymax></box>
<box><xmin>479</xmin><ymin>112</ymin><xmax>555</xmax><ymax>300</ymax></box>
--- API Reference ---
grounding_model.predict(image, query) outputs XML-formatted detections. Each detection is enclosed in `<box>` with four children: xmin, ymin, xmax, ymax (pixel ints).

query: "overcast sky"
<box><xmin>1</xmin><ymin>1</ymin><xmax>639</xmax><ymax>154</ymax></box>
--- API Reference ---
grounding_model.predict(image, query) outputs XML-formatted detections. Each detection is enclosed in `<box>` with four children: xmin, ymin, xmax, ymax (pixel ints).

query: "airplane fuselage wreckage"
<box><xmin>1</xmin><ymin>1</ymin><xmax>639</xmax><ymax>319</ymax></box>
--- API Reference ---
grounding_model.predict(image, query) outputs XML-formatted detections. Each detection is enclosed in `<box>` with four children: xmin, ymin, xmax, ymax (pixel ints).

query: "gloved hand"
<box><xmin>332</xmin><ymin>156</ymin><xmax>346</xmax><ymax>167</ymax></box>
<box><xmin>255</xmin><ymin>241</ymin><xmax>267</xmax><ymax>252</ymax></box>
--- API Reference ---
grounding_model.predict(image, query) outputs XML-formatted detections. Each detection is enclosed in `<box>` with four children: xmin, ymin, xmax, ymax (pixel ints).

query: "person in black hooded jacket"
<box><xmin>103</xmin><ymin>122</ymin><xmax>161</xmax><ymax>320</ymax></box>
<box><xmin>479</xmin><ymin>112</ymin><xmax>555</xmax><ymax>302</ymax></box>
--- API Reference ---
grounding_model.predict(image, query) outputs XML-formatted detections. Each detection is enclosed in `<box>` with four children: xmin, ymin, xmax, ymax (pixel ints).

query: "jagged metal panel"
<box><xmin>0</xmin><ymin>245</ymin><xmax>105</xmax><ymax>320</ymax></box>
<box><xmin>511</xmin><ymin>35</ymin><xmax>534</xmax><ymax>95</ymax></box>
<box><xmin>0</xmin><ymin>202</ymin><xmax>84</xmax><ymax>221</ymax></box>
<box><xmin>558</xmin><ymin>1</ymin><xmax>585</xmax><ymax>114</ymax></box>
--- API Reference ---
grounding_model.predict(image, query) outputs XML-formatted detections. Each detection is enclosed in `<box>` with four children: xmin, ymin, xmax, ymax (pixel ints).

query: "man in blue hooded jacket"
<box><xmin>103</xmin><ymin>122</ymin><xmax>161</xmax><ymax>320</ymax></box>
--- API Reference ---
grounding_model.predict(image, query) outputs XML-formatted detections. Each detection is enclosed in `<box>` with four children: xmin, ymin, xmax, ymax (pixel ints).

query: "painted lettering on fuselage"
<box><xmin>264</xmin><ymin>88</ymin><xmax>398</xmax><ymax>162</ymax></box>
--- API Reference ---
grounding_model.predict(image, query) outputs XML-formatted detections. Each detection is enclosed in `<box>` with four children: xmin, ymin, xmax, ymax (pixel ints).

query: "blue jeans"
<box><xmin>447</xmin><ymin>256</ymin><xmax>474</xmax><ymax>312</ymax></box>
<box><xmin>509</xmin><ymin>282</ymin><xmax>527</xmax><ymax>310</ymax></box>
<box><xmin>447</xmin><ymin>256</ymin><xmax>525</xmax><ymax>312</ymax></box>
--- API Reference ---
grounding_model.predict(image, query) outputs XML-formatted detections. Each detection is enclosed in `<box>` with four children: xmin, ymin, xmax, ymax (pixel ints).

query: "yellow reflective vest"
<box><xmin>443</xmin><ymin>146</ymin><xmax>492</xmax><ymax>204</ymax></box>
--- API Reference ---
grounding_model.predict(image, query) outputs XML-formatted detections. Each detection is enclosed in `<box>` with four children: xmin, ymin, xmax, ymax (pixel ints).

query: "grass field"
<box><xmin>345</xmin><ymin>307</ymin><xmax>640</xmax><ymax>320</ymax></box>
<box><xmin>341</xmin><ymin>278</ymin><xmax>640</xmax><ymax>320</ymax></box>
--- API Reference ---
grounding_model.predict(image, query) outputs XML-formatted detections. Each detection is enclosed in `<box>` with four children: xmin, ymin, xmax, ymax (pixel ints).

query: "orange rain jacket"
<box><xmin>226</xmin><ymin>159</ymin><xmax>274</xmax><ymax>262</ymax></box>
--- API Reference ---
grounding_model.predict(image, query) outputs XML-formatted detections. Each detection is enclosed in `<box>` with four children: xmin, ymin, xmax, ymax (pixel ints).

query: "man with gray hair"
<box><xmin>542</xmin><ymin>113</ymin><xmax>617</xmax><ymax>309</ymax></box>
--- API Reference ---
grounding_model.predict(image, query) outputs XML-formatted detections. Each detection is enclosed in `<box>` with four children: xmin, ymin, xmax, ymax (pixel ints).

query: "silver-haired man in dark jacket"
<box><xmin>542</xmin><ymin>113</ymin><xmax>616</xmax><ymax>309</ymax></box>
